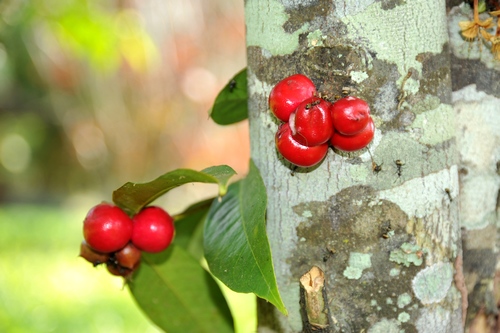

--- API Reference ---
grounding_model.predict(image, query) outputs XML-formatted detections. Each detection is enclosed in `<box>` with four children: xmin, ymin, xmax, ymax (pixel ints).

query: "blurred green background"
<box><xmin>0</xmin><ymin>0</ymin><xmax>253</xmax><ymax>332</ymax></box>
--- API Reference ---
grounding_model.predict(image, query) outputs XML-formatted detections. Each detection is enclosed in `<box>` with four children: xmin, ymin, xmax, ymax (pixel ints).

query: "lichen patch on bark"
<box><xmin>245</xmin><ymin>0</ymin><xmax>309</xmax><ymax>56</ymax></box>
<box><xmin>341</xmin><ymin>0</ymin><xmax>449</xmax><ymax>77</ymax></box>
<box><xmin>412</xmin><ymin>262</ymin><xmax>454</xmax><ymax>304</ymax></box>
<box><xmin>290</xmin><ymin>185</ymin><xmax>425</xmax><ymax>332</ymax></box>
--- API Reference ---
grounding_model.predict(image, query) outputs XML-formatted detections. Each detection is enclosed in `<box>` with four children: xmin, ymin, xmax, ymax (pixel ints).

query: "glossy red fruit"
<box><xmin>275</xmin><ymin>123</ymin><xmax>328</xmax><ymax>168</ymax></box>
<box><xmin>269</xmin><ymin>74</ymin><xmax>316</xmax><ymax>122</ymax></box>
<box><xmin>330</xmin><ymin>96</ymin><xmax>371</xmax><ymax>135</ymax></box>
<box><xmin>115</xmin><ymin>243</ymin><xmax>141</xmax><ymax>270</ymax></box>
<box><xmin>289</xmin><ymin>97</ymin><xmax>333</xmax><ymax>146</ymax></box>
<box><xmin>83</xmin><ymin>203</ymin><xmax>133</xmax><ymax>253</ymax></box>
<box><xmin>79</xmin><ymin>240</ymin><xmax>110</xmax><ymax>266</ymax></box>
<box><xmin>132</xmin><ymin>206</ymin><xmax>175</xmax><ymax>253</ymax></box>
<box><xmin>330</xmin><ymin>117</ymin><xmax>375</xmax><ymax>152</ymax></box>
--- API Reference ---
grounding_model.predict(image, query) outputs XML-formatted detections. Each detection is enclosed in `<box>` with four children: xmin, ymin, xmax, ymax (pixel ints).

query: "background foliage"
<box><xmin>0</xmin><ymin>0</ymin><xmax>255</xmax><ymax>332</ymax></box>
<box><xmin>0</xmin><ymin>0</ymin><xmax>249</xmax><ymax>202</ymax></box>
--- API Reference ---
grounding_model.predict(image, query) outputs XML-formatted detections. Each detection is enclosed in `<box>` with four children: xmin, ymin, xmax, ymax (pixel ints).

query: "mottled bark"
<box><xmin>246</xmin><ymin>0</ymin><xmax>462</xmax><ymax>332</ymax></box>
<box><xmin>447</xmin><ymin>3</ymin><xmax>500</xmax><ymax>332</ymax></box>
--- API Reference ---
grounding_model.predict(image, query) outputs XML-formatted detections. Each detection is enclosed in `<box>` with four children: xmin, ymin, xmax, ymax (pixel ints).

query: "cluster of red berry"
<box><xmin>270</xmin><ymin>74</ymin><xmax>375</xmax><ymax>168</ymax></box>
<box><xmin>79</xmin><ymin>203</ymin><xmax>175</xmax><ymax>277</ymax></box>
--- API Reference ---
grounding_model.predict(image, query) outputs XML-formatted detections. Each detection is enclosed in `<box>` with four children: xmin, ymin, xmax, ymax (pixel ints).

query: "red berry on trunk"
<box><xmin>330</xmin><ymin>117</ymin><xmax>375</xmax><ymax>152</ymax></box>
<box><xmin>275</xmin><ymin>123</ymin><xmax>328</xmax><ymax>168</ymax></box>
<box><xmin>289</xmin><ymin>97</ymin><xmax>333</xmax><ymax>146</ymax></box>
<box><xmin>83</xmin><ymin>203</ymin><xmax>133</xmax><ymax>253</ymax></box>
<box><xmin>330</xmin><ymin>96</ymin><xmax>371</xmax><ymax>135</ymax></box>
<box><xmin>132</xmin><ymin>206</ymin><xmax>175</xmax><ymax>253</ymax></box>
<box><xmin>269</xmin><ymin>74</ymin><xmax>316</xmax><ymax>122</ymax></box>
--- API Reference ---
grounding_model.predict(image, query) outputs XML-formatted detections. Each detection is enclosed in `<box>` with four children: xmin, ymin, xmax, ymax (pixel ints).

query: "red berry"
<box><xmin>330</xmin><ymin>96</ymin><xmax>371</xmax><ymax>135</ymax></box>
<box><xmin>115</xmin><ymin>243</ymin><xmax>141</xmax><ymax>270</ymax></box>
<box><xmin>83</xmin><ymin>203</ymin><xmax>133</xmax><ymax>253</ymax></box>
<box><xmin>269</xmin><ymin>74</ymin><xmax>316</xmax><ymax>122</ymax></box>
<box><xmin>132</xmin><ymin>206</ymin><xmax>175</xmax><ymax>253</ymax></box>
<box><xmin>275</xmin><ymin>123</ymin><xmax>328</xmax><ymax>168</ymax></box>
<box><xmin>330</xmin><ymin>117</ymin><xmax>375</xmax><ymax>152</ymax></box>
<box><xmin>289</xmin><ymin>97</ymin><xmax>333</xmax><ymax>146</ymax></box>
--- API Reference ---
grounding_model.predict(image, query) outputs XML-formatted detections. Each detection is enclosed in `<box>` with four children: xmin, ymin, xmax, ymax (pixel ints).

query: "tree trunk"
<box><xmin>447</xmin><ymin>2</ymin><xmax>500</xmax><ymax>332</ymax></box>
<box><xmin>246</xmin><ymin>0</ymin><xmax>463</xmax><ymax>332</ymax></box>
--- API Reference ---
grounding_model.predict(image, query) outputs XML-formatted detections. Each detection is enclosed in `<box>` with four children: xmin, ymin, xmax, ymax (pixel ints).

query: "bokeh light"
<box><xmin>0</xmin><ymin>133</ymin><xmax>31</xmax><ymax>173</ymax></box>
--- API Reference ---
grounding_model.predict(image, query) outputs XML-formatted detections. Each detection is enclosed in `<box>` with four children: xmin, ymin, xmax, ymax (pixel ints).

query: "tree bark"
<box><xmin>447</xmin><ymin>2</ymin><xmax>500</xmax><ymax>332</ymax></box>
<box><xmin>246</xmin><ymin>0</ymin><xmax>463</xmax><ymax>332</ymax></box>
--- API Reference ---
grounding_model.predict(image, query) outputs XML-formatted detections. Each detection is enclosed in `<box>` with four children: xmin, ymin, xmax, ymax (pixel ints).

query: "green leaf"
<box><xmin>129</xmin><ymin>246</ymin><xmax>234</xmax><ymax>333</ymax></box>
<box><xmin>210</xmin><ymin>68</ymin><xmax>248</xmax><ymax>125</ymax></box>
<box><xmin>174</xmin><ymin>198</ymin><xmax>213</xmax><ymax>260</ymax></box>
<box><xmin>113</xmin><ymin>166</ymin><xmax>236</xmax><ymax>215</ymax></box>
<box><xmin>204</xmin><ymin>159</ymin><xmax>287</xmax><ymax>314</ymax></box>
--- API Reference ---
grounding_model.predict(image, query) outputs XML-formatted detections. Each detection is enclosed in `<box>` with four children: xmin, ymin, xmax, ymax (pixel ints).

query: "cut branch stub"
<box><xmin>300</xmin><ymin>266</ymin><xmax>329</xmax><ymax>330</ymax></box>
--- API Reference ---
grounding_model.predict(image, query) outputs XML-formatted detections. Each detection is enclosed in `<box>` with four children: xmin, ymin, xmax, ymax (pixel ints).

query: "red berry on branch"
<box><xmin>330</xmin><ymin>117</ymin><xmax>375</xmax><ymax>152</ymax></box>
<box><xmin>106</xmin><ymin>263</ymin><xmax>133</xmax><ymax>278</ymax></box>
<box><xmin>79</xmin><ymin>240</ymin><xmax>110</xmax><ymax>266</ymax></box>
<box><xmin>132</xmin><ymin>206</ymin><xmax>175</xmax><ymax>253</ymax></box>
<box><xmin>330</xmin><ymin>96</ymin><xmax>371</xmax><ymax>135</ymax></box>
<box><xmin>115</xmin><ymin>243</ymin><xmax>142</xmax><ymax>270</ymax></box>
<box><xmin>289</xmin><ymin>97</ymin><xmax>333</xmax><ymax>147</ymax></box>
<box><xmin>275</xmin><ymin>123</ymin><xmax>328</xmax><ymax>168</ymax></box>
<box><xmin>269</xmin><ymin>74</ymin><xmax>316</xmax><ymax>122</ymax></box>
<box><xmin>83</xmin><ymin>203</ymin><xmax>133</xmax><ymax>253</ymax></box>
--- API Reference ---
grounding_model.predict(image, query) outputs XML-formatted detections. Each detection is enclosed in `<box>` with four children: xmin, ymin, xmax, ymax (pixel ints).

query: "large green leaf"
<box><xmin>113</xmin><ymin>166</ymin><xmax>236</xmax><ymax>215</ymax></box>
<box><xmin>173</xmin><ymin>198</ymin><xmax>213</xmax><ymax>260</ymax></box>
<box><xmin>129</xmin><ymin>246</ymin><xmax>234</xmax><ymax>333</ymax></box>
<box><xmin>210</xmin><ymin>68</ymin><xmax>248</xmax><ymax>125</ymax></box>
<box><xmin>204</xmin><ymin>160</ymin><xmax>287</xmax><ymax>314</ymax></box>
